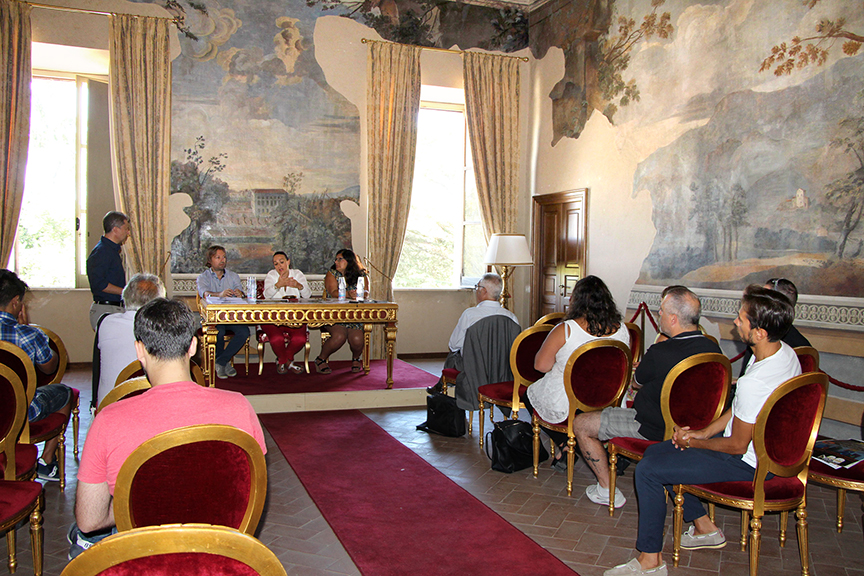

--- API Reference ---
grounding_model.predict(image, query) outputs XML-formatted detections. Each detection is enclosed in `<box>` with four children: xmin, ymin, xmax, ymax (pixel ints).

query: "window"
<box><xmin>394</xmin><ymin>86</ymin><xmax>485</xmax><ymax>289</ymax></box>
<box><xmin>11</xmin><ymin>43</ymin><xmax>110</xmax><ymax>289</ymax></box>
<box><xmin>12</xmin><ymin>75</ymin><xmax>87</xmax><ymax>288</ymax></box>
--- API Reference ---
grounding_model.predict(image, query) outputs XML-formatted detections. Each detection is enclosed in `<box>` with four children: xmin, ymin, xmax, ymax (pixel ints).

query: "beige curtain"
<box><xmin>109</xmin><ymin>14</ymin><xmax>171</xmax><ymax>282</ymax></box>
<box><xmin>0</xmin><ymin>0</ymin><xmax>31</xmax><ymax>265</ymax></box>
<box><xmin>463</xmin><ymin>51</ymin><xmax>521</xmax><ymax>239</ymax></box>
<box><xmin>366</xmin><ymin>41</ymin><xmax>421</xmax><ymax>358</ymax></box>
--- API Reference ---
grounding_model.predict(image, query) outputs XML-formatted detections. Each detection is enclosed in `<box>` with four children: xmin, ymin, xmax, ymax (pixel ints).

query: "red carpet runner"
<box><xmin>216</xmin><ymin>359</ymin><xmax>437</xmax><ymax>395</ymax></box>
<box><xmin>260</xmin><ymin>410</ymin><xmax>578</xmax><ymax>576</ymax></box>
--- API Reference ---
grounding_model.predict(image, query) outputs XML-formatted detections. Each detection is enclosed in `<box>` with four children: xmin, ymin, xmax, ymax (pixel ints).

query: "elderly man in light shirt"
<box><xmin>94</xmin><ymin>273</ymin><xmax>165</xmax><ymax>407</ymax></box>
<box><xmin>427</xmin><ymin>273</ymin><xmax>519</xmax><ymax>394</ymax></box>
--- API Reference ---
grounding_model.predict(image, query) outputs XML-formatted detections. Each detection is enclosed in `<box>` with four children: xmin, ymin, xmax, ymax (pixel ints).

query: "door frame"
<box><xmin>531</xmin><ymin>188</ymin><xmax>589</xmax><ymax>321</ymax></box>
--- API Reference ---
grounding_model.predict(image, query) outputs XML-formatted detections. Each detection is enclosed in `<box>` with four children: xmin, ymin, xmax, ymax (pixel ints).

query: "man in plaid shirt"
<box><xmin>0</xmin><ymin>269</ymin><xmax>73</xmax><ymax>481</ymax></box>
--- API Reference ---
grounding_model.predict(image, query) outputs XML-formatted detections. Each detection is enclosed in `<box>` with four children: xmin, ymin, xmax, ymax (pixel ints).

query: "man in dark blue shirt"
<box><xmin>87</xmin><ymin>211</ymin><xmax>130</xmax><ymax>329</ymax></box>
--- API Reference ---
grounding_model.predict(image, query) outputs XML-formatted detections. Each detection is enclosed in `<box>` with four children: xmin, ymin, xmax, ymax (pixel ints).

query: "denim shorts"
<box><xmin>28</xmin><ymin>384</ymin><xmax>72</xmax><ymax>422</ymax></box>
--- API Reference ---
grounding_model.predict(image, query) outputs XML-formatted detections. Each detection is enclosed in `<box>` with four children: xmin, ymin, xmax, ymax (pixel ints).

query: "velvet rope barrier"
<box><xmin>629</xmin><ymin>301</ymin><xmax>864</xmax><ymax>392</ymax></box>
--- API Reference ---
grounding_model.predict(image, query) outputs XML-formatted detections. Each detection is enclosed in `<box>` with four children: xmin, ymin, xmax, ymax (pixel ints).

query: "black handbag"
<box><xmin>416</xmin><ymin>393</ymin><xmax>466</xmax><ymax>437</ymax></box>
<box><xmin>485</xmin><ymin>419</ymin><xmax>548</xmax><ymax>473</ymax></box>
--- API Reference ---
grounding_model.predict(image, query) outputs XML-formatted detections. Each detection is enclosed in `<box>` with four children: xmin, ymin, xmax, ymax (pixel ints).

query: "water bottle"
<box><xmin>356</xmin><ymin>276</ymin><xmax>365</xmax><ymax>302</ymax></box>
<box><xmin>246</xmin><ymin>276</ymin><xmax>256</xmax><ymax>301</ymax></box>
<box><xmin>338</xmin><ymin>277</ymin><xmax>347</xmax><ymax>301</ymax></box>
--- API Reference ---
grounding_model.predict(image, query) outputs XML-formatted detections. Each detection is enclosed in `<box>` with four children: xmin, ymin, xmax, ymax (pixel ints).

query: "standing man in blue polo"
<box><xmin>196</xmin><ymin>245</ymin><xmax>251</xmax><ymax>379</ymax></box>
<box><xmin>86</xmin><ymin>211</ymin><xmax>130</xmax><ymax>329</ymax></box>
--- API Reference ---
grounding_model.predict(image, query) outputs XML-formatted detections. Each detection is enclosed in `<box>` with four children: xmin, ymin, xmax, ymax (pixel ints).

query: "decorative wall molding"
<box><xmin>172</xmin><ymin>274</ymin><xmax>327</xmax><ymax>297</ymax></box>
<box><xmin>628</xmin><ymin>286</ymin><xmax>864</xmax><ymax>333</ymax></box>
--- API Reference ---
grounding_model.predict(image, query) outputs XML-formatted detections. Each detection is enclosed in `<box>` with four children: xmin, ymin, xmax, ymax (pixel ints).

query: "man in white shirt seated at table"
<box><xmin>427</xmin><ymin>273</ymin><xmax>519</xmax><ymax>394</ymax></box>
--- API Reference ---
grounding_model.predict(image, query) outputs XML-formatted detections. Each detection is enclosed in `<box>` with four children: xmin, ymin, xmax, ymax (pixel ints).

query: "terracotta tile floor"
<box><xmin>9</xmin><ymin>364</ymin><xmax>864</xmax><ymax>576</ymax></box>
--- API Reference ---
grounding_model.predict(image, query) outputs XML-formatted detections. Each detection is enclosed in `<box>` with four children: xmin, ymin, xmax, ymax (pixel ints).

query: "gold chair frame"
<box><xmin>0</xmin><ymin>364</ymin><xmax>44</xmax><ymax>575</ymax></box>
<box><xmin>255</xmin><ymin>326</ymin><xmax>312</xmax><ymax>375</ymax></box>
<box><xmin>114</xmin><ymin>360</ymin><xmax>207</xmax><ymax>389</ymax></box>
<box><xmin>607</xmin><ymin>352</ymin><xmax>731</xmax><ymax>516</ymax></box>
<box><xmin>97</xmin><ymin>377</ymin><xmax>151</xmax><ymax>414</ymax></box>
<box><xmin>671</xmin><ymin>372</ymin><xmax>829</xmax><ymax>576</ymax></box>
<box><xmin>532</xmin><ymin>339</ymin><xmax>632</xmax><ymax>495</ymax></box>
<box><xmin>533</xmin><ymin>312</ymin><xmax>565</xmax><ymax>327</ymax></box>
<box><xmin>33</xmin><ymin>325</ymin><xmax>78</xmax><ymax>461</ymax></box>
<box><xmin>477</xmin><ymin>323</ymin><xmax>554</xmax><ymax>447</ymax></box>
<box><xmin>0</xmin><ymin>340</ymin><xmax>74</xmax><ymax>491</ymax></box>
<box><xmin>60</xmin><ymin>524</ymin><xmax>287</xmax><ymax>576</ymax></box>
<box><xmin>808</xmin><ymin>463</ymin><xmax>864</xmax><ymax>533</ymax></box>
<box><xmin>623</xmin><ymin>322</ymin><xmax>644</xmax><ymax>367</ymax></box>
<box><xmin>113</xmin><ymin>424</ymin><xmax>267</xmax><ymax>534</ymax></box>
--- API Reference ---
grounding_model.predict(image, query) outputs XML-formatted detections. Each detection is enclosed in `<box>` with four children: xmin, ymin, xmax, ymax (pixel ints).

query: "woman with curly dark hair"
<box><xmin>525</xmin><ymin>275</ymin><xmax>629</xmax><ymax>469</ymax></box>
<box><xmin>315</xmin><ymin>249</ymin><xmax>369</xmax><ymax>374</ymax></box>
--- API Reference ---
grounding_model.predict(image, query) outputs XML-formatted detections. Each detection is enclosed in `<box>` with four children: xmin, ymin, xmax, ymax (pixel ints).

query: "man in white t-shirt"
<box><xmin>94</xmin><ymin>273</ymin><xmax>165</xmax><ymax>407</ymax></box>
<box><xmin>426</xmin><ymin>273</ymin><xmax>519</xmax><ymax>394</ymax></box>
<box><xmin>604</xmin><ymin>286</ymin><xmax>801</xmax><ymax>576</ymax></box>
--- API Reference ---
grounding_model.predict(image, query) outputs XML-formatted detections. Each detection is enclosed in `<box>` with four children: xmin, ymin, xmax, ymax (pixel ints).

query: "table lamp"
<box><xmin>483</xmin><ymin>233</ymin><xmax>533</xmax><ymax>310</ymax></box>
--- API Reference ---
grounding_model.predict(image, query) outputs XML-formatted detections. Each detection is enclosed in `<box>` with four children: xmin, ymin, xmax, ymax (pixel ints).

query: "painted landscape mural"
<box><xmin>140</xmin><ymin>0</ymin><xmax>527</xmax><ymax>274</ymax></box>
<box><xmin>559</xmin><ymin>0</ymin><xmax>864</xmax><ymax>298</ymax></box>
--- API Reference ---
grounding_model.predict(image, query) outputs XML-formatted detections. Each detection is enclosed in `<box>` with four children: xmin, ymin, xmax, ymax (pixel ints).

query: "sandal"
<box><xmin>315</xmin><ymin>357</ymin><xmax>332</xmax><ymax>374</ymax></box>
<box><xmin>351</xmin><ymin>358</ymin><xmax>363</xmax><ymax>373</ymax></box>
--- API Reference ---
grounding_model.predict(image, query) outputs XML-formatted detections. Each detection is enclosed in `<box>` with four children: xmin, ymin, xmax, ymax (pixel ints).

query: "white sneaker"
<box><xmin>604</xmin><ymin>558</ymin><xmax>667</xmax><ymax>576</ymax></box>
<box><xmin>586</xmin><ymin>482</ymin><xmax>626</xmax><ymax>508</ymax></box>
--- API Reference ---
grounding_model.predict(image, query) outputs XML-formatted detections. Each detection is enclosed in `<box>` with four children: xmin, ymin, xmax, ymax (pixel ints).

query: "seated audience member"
<box><xmin>426</xmin><ymin>273</ymin><xmax>519</xmax><ymax>394</ymax></box>
<box><xmin>261</xmin><ymin>251</ymin><xmax>311</xmax><ymax>374</ymax></box>
<box><xmin>315</xmin><ymin>249</ymin><xmax>370</xmax><ymax>374</ymax></box>
<box><xmin>738</xmin><ymin>277</ymin><xmax>810</xmax><ymax>378</ymax></box>
<box><xmin>196</xmin><ymin>245</ymin><xmax>252</xmax><ymax>379</ymax></box>
<box><xmin>604</xmin><ymin>287</ymin><xmax>800</xmax><ymax>576</ymax></box>
<box><xmin>71</xmin><ymin>298</ymin><xmax>266</xmax><ymax>558</ymax></box>
<box><xmin>572</xmin><ymin>286</ymin><xmax>720</xmax><ymax>509</ymax></box>
<box><xmin>95</xmin><ymin>273</ymin><xmax>165</xmax><ymax>406</ymax></box>
<box><xmin>0</xmin><ymin>269</ymin><xmax>73</xmax><ymax>481</ymax></box>
<box><xmin>524</xmin><ymin>276</ymin><xmax>629</xmax><ymax>472</ymax></box>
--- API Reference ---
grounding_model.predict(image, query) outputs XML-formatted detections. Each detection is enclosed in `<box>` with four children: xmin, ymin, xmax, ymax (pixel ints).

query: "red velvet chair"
<box><xmin>0</xmin><ymin>364</ymin><xmax>44</xmax><ymax>575</ymax></box>
<box><xmin>60</xmin><ymin>524</ymin><xmax>287</xmax><ymax>576</ymax></box>
<box><xmin>31</xmin><ymin>325</ymin><xmax>80</xmax><ymax>461</ymax></box>
<box><xmin>808</xmin><ymin>455</ymin><xmax>864</xmax><ymax>533</ymax></box>
<box><xmin>671</xmin><ymin>372</ymin><xmax>829</xmax><ymax>576</ymax></box>
<box><xmin>532</xmin><ymin>339</ymin><xmax>632</xmax><ymax>495</ymax></box>
<box><xmin>607</xmin><ymin>353</ymin><xmax>731</xmax><ymax>516</ymax></box>
<box><xmin>477</xmin><ymin>324</ymin><xmax>554</xmax><ymax>447</ymax></box>
<box><xmin>794</xmin><ymin>346</ymin><xmax>819</xmax><ymax>374</ymax></box>
<box><xmin>254</xmin><ymin>280</ymin><xmax>311</xmax><ymax>375</ymax></box>
<box><xmin>0</xmin><ymin>339</ymin><xmax>77</xmax><ymax>491</ymax></box>
<box><xmin>0</xmin><ymin>361</ymin><xmax>37</xmax><ymax>483</ymax></box>
<box><xmin>624</xmin><ymin>322</ymin><xmax>643</xmax><ymax>367</ymax></box>
<box><xmin>113</xmin><ymin>425</ymin><xmax>267</xmax><ymax>534</ymax></box>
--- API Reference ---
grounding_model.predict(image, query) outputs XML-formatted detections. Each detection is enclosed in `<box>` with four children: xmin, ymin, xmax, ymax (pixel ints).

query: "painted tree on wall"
<box><xmin>826</xmin><ymin>93</ymin><xmax>864</xmax><ymax>258</ymax></box>
<box><xmin>760</xmin><ymin>0</ymin><xmax>862</xmax><ymax>76</ymax></box>
<box><xmin>170</xmin><ymin>137</ymin><xmax>230</xmax><ymax>271</ymax></box>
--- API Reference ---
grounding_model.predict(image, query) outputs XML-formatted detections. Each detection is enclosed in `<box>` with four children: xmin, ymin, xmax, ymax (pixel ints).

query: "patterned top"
<box><xmin>0</xmin><ymin>311</ymin><xmax>53</xmax><ymax>365</ymax></box>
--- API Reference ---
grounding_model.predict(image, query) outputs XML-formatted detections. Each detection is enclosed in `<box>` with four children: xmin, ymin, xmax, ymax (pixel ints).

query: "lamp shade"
<box><xmin>483</xmin><ymin>234</ymin><xmax>533</xmax><ymax>266</ymax></box>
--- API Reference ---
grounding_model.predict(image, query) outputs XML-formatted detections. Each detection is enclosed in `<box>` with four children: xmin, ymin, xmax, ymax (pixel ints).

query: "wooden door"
<box><xmin>532</xmin><ymin>189</ymin><xmax>587</xmax><ymax>320</ymax></box>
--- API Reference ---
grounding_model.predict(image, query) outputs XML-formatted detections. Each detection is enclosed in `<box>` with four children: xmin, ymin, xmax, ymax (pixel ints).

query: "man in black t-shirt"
<box><xmin>574</xmin><ymin>286</ymin><xmax>721</xmax><ymax>509</ymax></box>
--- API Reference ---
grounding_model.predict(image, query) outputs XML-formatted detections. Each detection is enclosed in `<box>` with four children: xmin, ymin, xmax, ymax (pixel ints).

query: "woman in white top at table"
<box><xmin>525</xmin><ymin>275</ymin><xmax>629</xmax><ymax>469</ymax></box>
<box><xmin>261</xmin><ymin>251</ymin><xmax>311</xmax><ymax>375</ymax></box>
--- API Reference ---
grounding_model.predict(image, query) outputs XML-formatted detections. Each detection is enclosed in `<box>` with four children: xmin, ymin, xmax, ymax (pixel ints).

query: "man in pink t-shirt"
<box><xmin>71</xmin><ymin>298</ymin><xmax>266</xmax><ymax>558</ymax></box>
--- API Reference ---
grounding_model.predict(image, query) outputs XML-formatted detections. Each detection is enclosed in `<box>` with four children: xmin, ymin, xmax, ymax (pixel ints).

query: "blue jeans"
<box><xmin>28</xmin><ymin>384</ymin><xmax>72</xmax><ymax>422</ymax></box>
<box><xmin>216</xmin><ymin>325</ymin><xmax>251</xmax><ymax>366</ymax></box>
<box><xmin>634</xmin><ymin>440</ymin><xmax>757</xmax><ymax>553</ymax></box>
